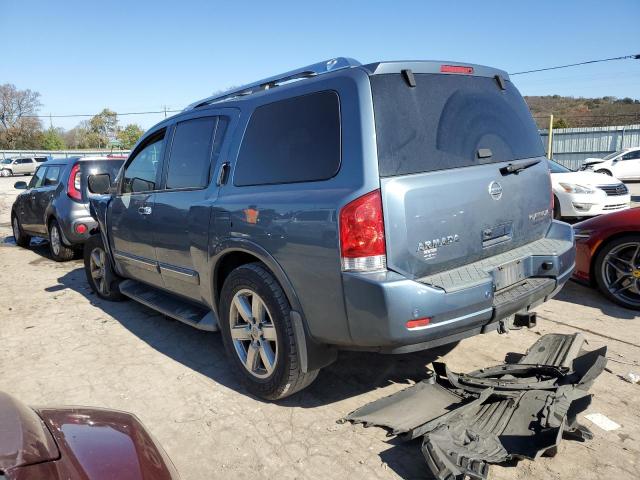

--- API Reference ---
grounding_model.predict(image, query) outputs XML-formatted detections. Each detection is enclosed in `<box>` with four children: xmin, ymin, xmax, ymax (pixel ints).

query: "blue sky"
<box><xmin>2</xmin><ymin>0</ymin><xmax>639</xmax><ymax>130</ymax></box>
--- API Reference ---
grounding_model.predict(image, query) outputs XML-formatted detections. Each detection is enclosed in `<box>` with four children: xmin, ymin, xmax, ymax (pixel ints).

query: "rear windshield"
<box><xmin>79</xmin><ymin>159</ymin><xmax>124</xmax><ymax>180</ymax></box>
<box><xmin>371</xmin><ymin>73</ymin><xmax>544</xmax><ymax>177</ymax></box>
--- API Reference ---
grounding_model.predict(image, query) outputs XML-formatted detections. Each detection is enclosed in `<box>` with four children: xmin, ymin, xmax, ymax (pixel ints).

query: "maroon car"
<box><xmin>0</xmin><ymin>391</ymin><xmax>179</xmax><ymax>479</ymax></box>
<box><xmin>573</xmin><ymin>207</ymin><xmax>640</xmax><ymax>309</ymax></box>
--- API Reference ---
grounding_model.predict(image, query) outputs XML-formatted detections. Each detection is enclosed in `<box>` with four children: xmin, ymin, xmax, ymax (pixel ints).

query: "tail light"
<box><xmin>67</xmin><ymin>163</ymin><xmax>82</xmax><ymax>201</ymax></box>
<box><xmin>339</xmin><ymin>189</ymin><xmax>386</xmax><ymax>272</ymax></box>
<box><xmin>440</xmin><ymin>65</ymin><xmax>474</xmax><ymax>74</ymax></box>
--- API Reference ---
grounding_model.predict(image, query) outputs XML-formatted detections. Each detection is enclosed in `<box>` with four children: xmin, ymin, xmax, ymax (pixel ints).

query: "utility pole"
<box><xmin>547</xmin><ymin>114</ymin><xmax>554</xmax><ymax>159</ymax></box>
<box><xmin>164</xmin><ymin>105</ymin><xmax>167</xmax><ymax>118</ymax></box>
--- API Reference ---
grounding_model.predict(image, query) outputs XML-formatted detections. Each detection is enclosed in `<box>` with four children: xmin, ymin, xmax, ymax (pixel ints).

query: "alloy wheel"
<box><xmin>89</xmin><ymin>247</ymin><xmax>108</xmax><ymax>295</ymax></box>
<box><xmin>0</xmin><ymin>169</ymin><xmax>9</xmax><ymax>177</ymax></box>
<box><xmin>601</xmin><ymin>241</ymin><xmax>640</xmax><ymax>308</ymax></box>
<box><xmin>50</xmin><ymin>225</ymin><xmax>61</xmax><ymax>256</ymax></box>
<box><xmin>229</xmin><ymin>289</ymin><xmax>278</xmax><ymax>379</ymax></box>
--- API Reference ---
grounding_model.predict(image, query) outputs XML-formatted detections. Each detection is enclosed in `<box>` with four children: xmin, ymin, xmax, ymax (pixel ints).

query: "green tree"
<box><xmin>117</xmin><ymin>123</ymin><xmax>144</xmax><ymax>149</ymax></box>
<box><xmin>553</xmin><ymin>118</ymin><xmax>569</xmax><ymax>129</ymax></box>
<box><xmin>42</xmin><ymin>127</ymin><xmax>66</xmax><ymax>150</ymax></box>
<box><xmin>89</xmin><ymin>108</ymin><xmax>118</xmax><ymax>148</ymax></box>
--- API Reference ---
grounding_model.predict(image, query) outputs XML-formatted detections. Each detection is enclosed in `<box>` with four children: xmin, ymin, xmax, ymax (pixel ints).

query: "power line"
<box><xmin>510</xmin><ymin>53</ymin><xmax>640</xmax><ymax>76</ymax></box>
<box><xmin>18</xmin><ymin>109</ymin><xmax>182</xmax><ymax>119</ymax></box>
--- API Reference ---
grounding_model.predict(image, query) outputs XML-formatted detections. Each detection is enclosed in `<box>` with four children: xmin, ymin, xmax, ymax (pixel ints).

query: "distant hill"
<box><xmin>524</xmin><ymin>95</ymin><xmax>640</xmax><ymax>129</ymax></box>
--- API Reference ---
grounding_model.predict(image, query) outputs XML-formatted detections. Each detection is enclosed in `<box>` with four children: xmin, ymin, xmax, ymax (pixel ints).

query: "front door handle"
<box><xmin>138</xmin><ymin>206</ymin><xmax>152</xmax><ymax>215</ymax></box>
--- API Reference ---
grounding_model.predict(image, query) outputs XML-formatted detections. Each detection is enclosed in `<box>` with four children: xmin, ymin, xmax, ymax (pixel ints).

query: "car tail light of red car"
<box><xmin>339</xmin><ymin>189</ymin><xmax>386</xmax><ymax>272</ymax></box>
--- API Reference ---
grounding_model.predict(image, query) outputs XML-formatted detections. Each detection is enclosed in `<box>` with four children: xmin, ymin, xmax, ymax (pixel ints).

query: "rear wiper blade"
<box><xmin>500</xmin><ymin>159</ymin><xmax>541</xmax><ymax>175</ymax></box>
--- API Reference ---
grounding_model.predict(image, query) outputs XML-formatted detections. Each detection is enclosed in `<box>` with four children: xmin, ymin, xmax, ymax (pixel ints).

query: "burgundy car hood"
<box><xmin>0</xmin><ymin>392</ymin><xmax>178</xmax><ymax>479</ymax></box>
<box><xmin>0</xmin><ymin>392</ymin><xmax>60</xmax><ymax>471</ymax></box>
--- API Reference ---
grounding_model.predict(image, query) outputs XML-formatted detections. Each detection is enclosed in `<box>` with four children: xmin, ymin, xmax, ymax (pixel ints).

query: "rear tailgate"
<box><xmin>371</xmin><ymin>70</ymin><xmax>551</xmax><ymax>279</ymax></box>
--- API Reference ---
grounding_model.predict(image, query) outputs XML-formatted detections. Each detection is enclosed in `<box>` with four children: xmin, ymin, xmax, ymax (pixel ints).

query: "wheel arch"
<box><xmin>589</xmin><ymin>231</ymin><xmax>640</xmax><ymax>286</ymax></box>
<box><xmin>211</xmin><ymin>241</ymin><xmax>338</xmax><ymax>372</ymax></box>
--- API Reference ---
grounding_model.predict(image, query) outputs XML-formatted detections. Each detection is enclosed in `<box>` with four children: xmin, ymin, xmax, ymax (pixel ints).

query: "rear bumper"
<box><xmin>342</xmin><ymin>221</ymin><xmax>575</xmax><ymax>352</ymax></box>
<box><xmin>58</xmin><ymin>215</ymin><xmax>97</xmax><ymax>245</ymax></box>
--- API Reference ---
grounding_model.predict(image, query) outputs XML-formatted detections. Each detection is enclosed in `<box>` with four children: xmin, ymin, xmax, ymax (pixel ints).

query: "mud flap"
<box><xmin>343</xmin><ymin>333</ymin><xmax>606</xmax><ymax>480</ymax></box>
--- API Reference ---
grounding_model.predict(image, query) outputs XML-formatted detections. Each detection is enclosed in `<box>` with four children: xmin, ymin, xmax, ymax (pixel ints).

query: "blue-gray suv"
<box><xmin>84</xmin><ymin>58</ymin><xmax>575</xmax><ymax>399</ymax></box>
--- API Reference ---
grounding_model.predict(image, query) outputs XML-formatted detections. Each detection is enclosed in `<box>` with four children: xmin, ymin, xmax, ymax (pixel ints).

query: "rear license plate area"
<box><xmin>493</xmin><ymin>259</ymin><xmax>526</xmax><ymax>290</ymax></box>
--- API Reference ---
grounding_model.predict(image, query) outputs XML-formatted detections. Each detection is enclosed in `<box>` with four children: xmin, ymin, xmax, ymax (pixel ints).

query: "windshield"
<box><xmin>548</xmin><ymin>160</ymin><xmax>571</xmax><ymax>173</ymax></box>
<box><xmin>1</xmin><ymin>159</ymin><xmax>12</xmax><ymax>164</ymax></box>
<box><xmin>371</xmin><ymin>73</ymin><xmax>545</xmax><ymax>177</ymax></box>
<box><xmin>602</xmin><ymin>151</ymin><xmax>622</xmax><ymax>161</ymax></box>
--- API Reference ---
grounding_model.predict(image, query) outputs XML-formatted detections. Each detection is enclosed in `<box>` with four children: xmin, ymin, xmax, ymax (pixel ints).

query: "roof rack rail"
<box><xmin>184</xmin><ymin>57</ymin><xmax>361</xmax><ymax>111</ymax></box>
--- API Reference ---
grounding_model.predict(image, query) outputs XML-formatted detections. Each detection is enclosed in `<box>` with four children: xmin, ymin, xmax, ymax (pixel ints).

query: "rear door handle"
<box><xmin>138</xmin><ymin>206</ymin><xmax>152</xmax><ymax>215</ymax></box>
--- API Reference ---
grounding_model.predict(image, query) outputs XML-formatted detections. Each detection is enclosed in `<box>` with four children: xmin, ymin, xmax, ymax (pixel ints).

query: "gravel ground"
<box><xmin>0</xmin><ymin>175</ymin><xmax>639</xmax><ymax>479</ymax></box>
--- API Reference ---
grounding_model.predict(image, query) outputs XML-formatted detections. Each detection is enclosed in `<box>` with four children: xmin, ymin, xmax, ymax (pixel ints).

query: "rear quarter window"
<box><xmin>234</xmin><ymin>91</ymin><xmax>341</xmax><ymax>186</ymax></box>
<box><xmin>371</xmin><ymin>74</ymin><xmax>544</xmax><ymax>177</ymax></box>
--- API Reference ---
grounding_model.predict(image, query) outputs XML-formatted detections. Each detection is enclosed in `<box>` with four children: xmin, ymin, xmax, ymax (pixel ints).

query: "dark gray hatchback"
<box><xmin>11</xmin><ymin>156</ymin><xmax>125</xmax><ymax>260</ymax></box>
<box><xmin>83</xmin><ymin>58</ymin><xmax>575</xmax><ymax>399</ymax></box>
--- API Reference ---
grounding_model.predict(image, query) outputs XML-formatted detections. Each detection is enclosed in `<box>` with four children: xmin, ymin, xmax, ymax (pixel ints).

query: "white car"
<box><xmin>549</xmin><ymin>160</ymin><xmax>630</xmax><ymax>219</ymax></box>
<box><xmin>581</xmin><ymin>146</ymin><xmax>640</xmax><ymax>180</ymax></box>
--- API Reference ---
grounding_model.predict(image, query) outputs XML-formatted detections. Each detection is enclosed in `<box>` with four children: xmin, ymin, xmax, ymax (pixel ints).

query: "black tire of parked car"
<box><xmin>48</xmin><ymin>219</ymin><xmax>75</xmax><ymax>261</ymax></box>
<box><xmin>11</xmin><ymin>213</ymin><xmax>31</xmax><ymax>248</ymax></box>
<box><xmin>595</xmin><ymin>169</ymin><xmax>612</xmax><ymax>176</ymax></box>
<box><xmin>219</xmin><ymin>262</ymin><xmax>319</xmax><ymax>400</ymax></box>
<box><xmin>593</xmin><ymin>233</ymin><xmax>640</xmax><ymax>310</ymax></box>
<box><xmin>553</xmin><ymin>196</ymin><xmax>561</xmax><ymax>220</ymax></box>
<box><xmin>83</xmin><ymin>234</ymin><xmax>123</xmax><ymax>301</ymax></box>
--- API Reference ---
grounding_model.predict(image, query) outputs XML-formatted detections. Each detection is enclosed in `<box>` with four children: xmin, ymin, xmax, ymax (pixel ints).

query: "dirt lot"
<box><xmin>0</xmin><ymin>175</ymin><xmax>639</xmax><ymax>480</ymax></box>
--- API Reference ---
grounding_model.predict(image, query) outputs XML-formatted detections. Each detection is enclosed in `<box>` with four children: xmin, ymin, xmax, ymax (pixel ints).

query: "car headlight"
<box><xmin>559</xmin><ymin>182</ymin><xmax>595</xmax><ymax>194</ymax></box>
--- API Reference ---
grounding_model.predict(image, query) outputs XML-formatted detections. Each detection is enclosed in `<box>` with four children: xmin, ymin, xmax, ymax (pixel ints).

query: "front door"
<box><xmin>110</xmin><ymin>129</ymin><xmax>167</xmax><ymax>288</ymax></box>
<box><xmin>152</xmin><ymin>113</ymin><xmax>233</xmax><ymax>300</ymax></box>
<box><xmin>20</xmin><ymin>166</ymin><xmax>46</xmax><ymax>231</ymax></box>
<box><xmin>615</xmin><ymin>150</ymin><xmax>640</xmax><ymax>180</ymax></box>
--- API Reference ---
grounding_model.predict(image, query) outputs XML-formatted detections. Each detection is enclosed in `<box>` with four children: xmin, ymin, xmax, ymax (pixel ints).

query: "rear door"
<box><xmin>110</xmin><ymin>130</ymin><xmax>166</xmax><ymax>288</ymax></box>
<box><xmin>371</xmin><ymin>71</ymin><xmax>550</xmax><ymax>279</ymax></box>
<box><xmin>152</xmin><ymin>111</ymin><xmax>233</xmax><ymax>300</ymax></box>
<box><xmin>31</xmin><ymin>165</ymin><xmax>63</xmax><ymax>234</ymax></box>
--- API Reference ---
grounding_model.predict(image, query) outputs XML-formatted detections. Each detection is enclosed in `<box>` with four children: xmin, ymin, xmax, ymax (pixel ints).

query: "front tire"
<box><xmin>594</xmin><ymin>234</ymin><xmax>640</xmax><ymax>310</ymax></box>
<box><xmin>1</xmin><ymin>169</ymin><xmax>12</xmax><ymax>177</ymax></box>
<box><xmin>595</xmin><ymin>169</ymin><xmax>612</xmax><ymax>176</ymax></box>
<box><xmin>83</xmin><ymin>234</ymin><xmax>123</xmax><ymax>301</ymax></box>
<box><xmin>12</xmin><ymin>214</ymin><xmax>31</xmax><ymax>248</ymax></box>
<box><xmin>48</xmin><ymin>219</ymin><xmax>75</xmax><ymax>261</ymax></box>
<box><xmin>219</xmin><ymin>263</ymin><xmax>318</xmax><ymax>400</ymax></box>
<box><xmin>553</xmin><ymin>196</ymin><xmax>562</xmax><ymax>220</ymax></box>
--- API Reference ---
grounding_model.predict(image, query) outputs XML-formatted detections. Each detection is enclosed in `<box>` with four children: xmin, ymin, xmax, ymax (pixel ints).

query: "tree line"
<box><xmin>0</xmin><ymin>84</ymin><xmax>145</xmax><ymax>150</ymax></box>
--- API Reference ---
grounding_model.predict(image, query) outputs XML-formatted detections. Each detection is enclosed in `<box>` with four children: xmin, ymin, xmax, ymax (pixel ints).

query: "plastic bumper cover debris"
<box><xmin>343</xmin><ymin>333</ymin><xmax>606</xmax><ymax>480</ymax></box>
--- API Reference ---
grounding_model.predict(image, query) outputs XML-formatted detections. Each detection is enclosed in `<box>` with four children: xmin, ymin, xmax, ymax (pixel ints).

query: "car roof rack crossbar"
<box><xmin>184</xmin><ymin>57</ymin><xmax>361</xmax><ymax>110</ymax></box>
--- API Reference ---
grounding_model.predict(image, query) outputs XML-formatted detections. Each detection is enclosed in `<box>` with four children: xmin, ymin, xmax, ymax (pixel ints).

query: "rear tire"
<box><xmin>11</xmin><ymin>214</ymin><xmax>31</xmax><ymax>248</ymax></box>
<box><xmin>219</xmin><ymin>263</ymin><xmax>319</xmax><ymax>400</ymax></box>
<box><xmin>553</xmin><ymin>196</ymin><xmax>562</xmax><ymax>220</ymax></box>
<box><xmin>593</xmin><ymin>234</ymin><xmax>640</xmax><ymax>310</ymax></box>
<box><xmin>84</xmin><ymin>234</ymin><xmax>123</xmax><ymax>301</ymax></box>
<box><xmin>48</xmin><ymin>219</ymin><xmax>75</xmax><ymax>261</ymax></box>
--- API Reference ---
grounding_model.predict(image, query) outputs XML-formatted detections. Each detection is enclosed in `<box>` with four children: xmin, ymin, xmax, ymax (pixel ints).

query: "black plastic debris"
<box><xmin>344</xmin><ymin>333</ymin><xmax>606</xmax><ymax>480</ymax></box>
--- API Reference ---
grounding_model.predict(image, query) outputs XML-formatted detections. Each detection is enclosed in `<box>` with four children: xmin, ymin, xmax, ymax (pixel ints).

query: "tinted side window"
<box><xmin>29</xmin><ymin>167</ymin><xmax>46</xmax><ymax>188</ymax></box>
<box><xmin>234</xmin><ymin>91</ymin><xmax>341</xmax><ymax>186</ymax></box>
<box><xmin>44</xmin><ymin>166</ymin><xmax>61</xmax><ymax>186</ymax></box>
<box><xmin>123</xmin><ymin>133</ymin><xmax>165</xmax><ymax>194</ymax></box>
<box><xmin>623</xmin><ymin>151</ymin><xmax>640</xmax><ymax>160</ymax></box>
<box><xmin>165</xmin><ymin>117</ymin><xmax>217</xmax><ymax>189</ymax></box>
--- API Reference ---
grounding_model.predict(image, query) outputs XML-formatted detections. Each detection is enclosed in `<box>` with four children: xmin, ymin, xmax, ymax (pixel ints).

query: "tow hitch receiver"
<box><xmin>343</xmin><ymin>333</ymin><xmax>606</xmax><ymax>480</ymax></box>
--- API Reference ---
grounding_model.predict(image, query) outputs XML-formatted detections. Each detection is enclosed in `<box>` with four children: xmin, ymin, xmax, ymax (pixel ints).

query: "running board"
<box><xmin>119</xmin><ymin>280</ymin><xmax>219</xmax><ymax>332</ymax></box>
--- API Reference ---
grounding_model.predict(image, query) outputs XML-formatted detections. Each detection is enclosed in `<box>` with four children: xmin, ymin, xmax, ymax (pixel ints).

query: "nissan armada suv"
<box><xmin>84</xmin><ymin>58</ymin><xmax>575</xmax><ymax>400</ymax></box>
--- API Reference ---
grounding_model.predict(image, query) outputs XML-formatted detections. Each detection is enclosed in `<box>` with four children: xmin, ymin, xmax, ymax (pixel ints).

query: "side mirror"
<box><xmin>88</xmin><ymin>173</ymin><xmax>112</xmax><ymax>194</ymax></box>
<box><xmin>14</xmin><ymin>181</ymin><xmax>27</xmax><ymax>190</ymax></box>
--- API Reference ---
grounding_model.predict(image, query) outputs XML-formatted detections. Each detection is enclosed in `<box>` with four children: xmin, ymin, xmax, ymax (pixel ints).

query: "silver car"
<box><xmin>0</xmin><ymin>156</ymin><xmax>48</xmax><ymax>176</ymax></box>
